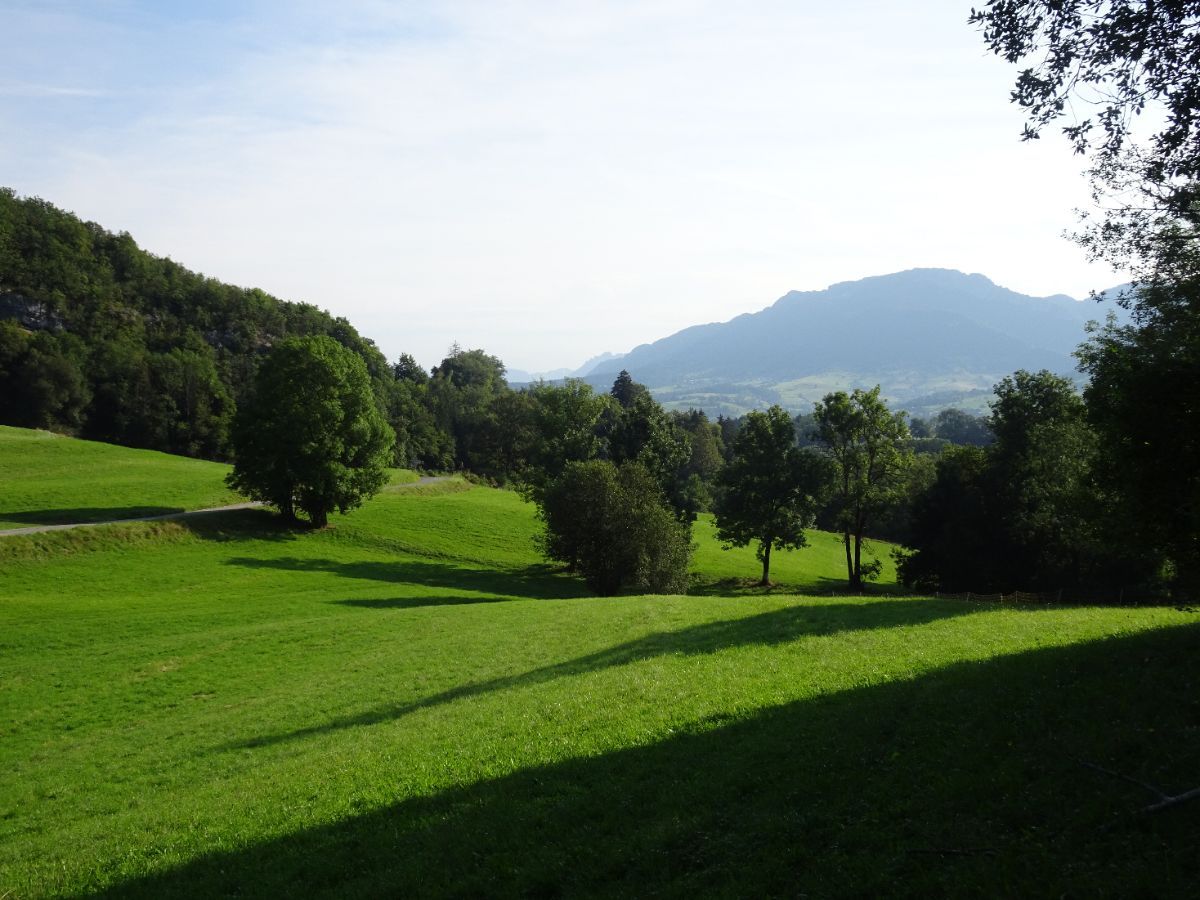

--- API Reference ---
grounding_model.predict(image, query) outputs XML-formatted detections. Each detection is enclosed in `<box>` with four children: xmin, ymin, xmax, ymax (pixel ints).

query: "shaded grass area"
<box><xmin>0</xmin><ymin>426</ymin><xmax>238</xmax><ymax>528</ymax></box>
<box><xmin>90</xmin><ymin>622</ymin><xmax>1200</xmax><ymax>899</ymax></box>
<box><xmin>228</xmin><ymin>555</ymin><xmax>582</xmax><ymax>601</ymax></box>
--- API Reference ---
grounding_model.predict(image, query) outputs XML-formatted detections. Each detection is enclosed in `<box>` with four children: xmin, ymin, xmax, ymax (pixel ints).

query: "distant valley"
<box><xmin>520</xmin><ymin>269</ymin><xmax>1129</xmax><ymax>417</ymax></box>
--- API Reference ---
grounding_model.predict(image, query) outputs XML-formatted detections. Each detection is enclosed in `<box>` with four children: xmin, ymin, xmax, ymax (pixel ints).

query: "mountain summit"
<box><xmin>586</xmin><ymin>268</ymin><xmax>1125</xmax><ymax>415</ymax></box>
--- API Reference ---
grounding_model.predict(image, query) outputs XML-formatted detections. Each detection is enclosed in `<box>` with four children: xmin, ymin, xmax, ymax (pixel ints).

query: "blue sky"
<box><xmin>2</xmin><ymin>1</ymin><xmax>1127</xmax><ymax>372</ymax></box>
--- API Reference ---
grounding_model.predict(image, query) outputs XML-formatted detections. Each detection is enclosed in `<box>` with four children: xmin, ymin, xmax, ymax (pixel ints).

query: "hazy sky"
<box><xmin>1</xmin><ymin>1</ymin><xmax>1127</xmax><ymax>372</ymax></box>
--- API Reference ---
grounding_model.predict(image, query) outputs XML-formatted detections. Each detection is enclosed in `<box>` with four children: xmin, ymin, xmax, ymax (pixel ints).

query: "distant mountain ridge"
<box><xmin>581</xmin><ymin>268</ymin><xmax>1128</xmax><ymax>416</ymax></box>
<box><xmin>507</xmin><ymin>351</ymin><xmax>625</xmax><ymax>385</ymax></box>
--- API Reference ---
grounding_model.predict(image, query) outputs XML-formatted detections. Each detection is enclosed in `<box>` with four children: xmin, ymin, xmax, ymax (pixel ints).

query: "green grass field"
<box><xmin>0</xmin><ymin>426</ymin><xmax>240</xmax><ymax>528</ymax></box>
<box><xmin>1</xmin><ymin>429</ymin><xmax>1197</xmax><ymax>897</ymax></box>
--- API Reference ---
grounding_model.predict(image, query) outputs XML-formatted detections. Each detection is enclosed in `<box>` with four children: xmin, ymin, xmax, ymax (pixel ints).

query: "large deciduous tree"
<box><xmin>602</xmin><ymin>373</ymin><xmax>694</xmax><ymax>520</ymax></box>
<box><xmin>814</xmin><ymin>387</ymin><xmax>912</xmax><ymax>591</ymax></box>
<box><xmin>714</xmin><ymin>405</ymin><xmax>827</xmax><ymax>586</ymax></box>
<box><xmin>518</xmin><ymin>380</ymin><xmax>610</xmax><ymax>500</ymax></box>
<box><xmin>427</xmin><ymin>344</ymin><xmax>509</xmax><ymax>472</ymax></box>
<box><xmin>227</xmin><ymin>335</ymin><xmax>393</xmax><ymax>527</ymax></box>
<box><xmin>974</xmin><ymin>1</ymin><xmax>1200</xmax><ymax>597</ymax></box>
<box><xmin>978</xmin><ymin>370</ymin><xmax>1100</xmax><ymax>588</ymax></box>
<box><xmin>1078</xmin><ymin>288</ymin><xmax>1200</xmax><ymax>595</ymax></box>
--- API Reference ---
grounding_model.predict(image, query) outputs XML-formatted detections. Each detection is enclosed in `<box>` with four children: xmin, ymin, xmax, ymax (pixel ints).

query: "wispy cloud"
<box><xmin>0</xmin><ymin>82</ymin><xmax>110</xmax><ymax>98</ymax></box>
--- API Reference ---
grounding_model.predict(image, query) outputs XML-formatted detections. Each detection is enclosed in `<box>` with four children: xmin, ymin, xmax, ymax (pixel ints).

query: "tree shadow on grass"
<box><xmin>224</xmin><ymin>555</ymin><xmax>588</xmax><ymax>599</ymax></box>
<box><xmin>0</xmin><ymin>505</ymin><xmax>184</xmax><ymax>526</ymax></box>
<box><xmin>95</xmin><ymin>622</ymin><xmax>1200</xmax><ymax>898</ymax></box>
<box><xmin>219</xmin><ymin>597</ymin><xmax>984</xmax><ymax>751</ymax></box>
<box><xmin>689</xmin><ymin>573</ymin><xmax>886</xmax><ymax>597</ymax></box>
<box><xmin>176</xmin><ymin>509</ymin><xmax>307</xmax><ymax>543</ymax></box>
<box><xmin>333</xmin><ymin>595</ymin><xmax>526</xmax><ymax>610</ymax></box>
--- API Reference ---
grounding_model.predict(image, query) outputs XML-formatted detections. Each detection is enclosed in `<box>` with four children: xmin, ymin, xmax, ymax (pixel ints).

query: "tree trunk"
<box><xmin>280</xmin><ymin>493</ymin><xmax>297</xmax><ymax>524</ymax></box>
<box><xmin>843</xmin><ymin>530</ymin><xmax>854</xmax><ymax>587</ymax></box>
<box><xmin>851</xmin><ymin>529</ymin><xmax>863</xmax><ymax>592</ymax></box>
<box><xmin>759</xmin><ymin>542</ymin><xmax>772</xmax><ymax>586</ymax></box>
<box><xmin>310</xmin><ymin>507</ymin><xmax>329</xmax><ymax>529</ymax></box>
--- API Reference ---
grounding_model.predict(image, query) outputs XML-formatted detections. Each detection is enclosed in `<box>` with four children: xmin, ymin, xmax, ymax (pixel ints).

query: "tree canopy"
<box><xmin>814</xmin><ymin>387</ymin><xmax>912</xmax><ymax>590</ymax></box>
<box><xmin>226</xmin><ymin>335</ymin><xmax>393</xmax><ymax>527</ymax></box>
<box><xmin>971</xmin><ymin>1</ymin><xmax>1200</xmax><ymax>278</ymax></box>
<box><xmin>897</xmin><ymin>370</ymin><xmax>1161</xmax><ymax>594</ymax></box>
<box><xmin>714</xmin><ymin>405</ymin><xmax>826</xmax><ymax>585</ymax></box>
<box><xmin>1079</xmin><ymin>290</ymin><xmax>1200</xmax><ymax>595</ymax></box>
<box><xmin>972</xmin><ymin>1</ymin><xmax>1200</xmax><ymax>174</ymax></box>
<box><xmin>0</xmin><ymin>188</ymin><xmax>391</xmax><ymax>459</ymax></box>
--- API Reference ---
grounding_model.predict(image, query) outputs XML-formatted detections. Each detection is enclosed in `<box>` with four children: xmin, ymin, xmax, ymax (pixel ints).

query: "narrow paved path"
<box><xmin>0</xmin><ymin>475</ymin><xmax>454</xmax><ymax>538</ymax></box>
<box><xmin>0</xmin><ymin>502</ymin><xmax>265</xmax><ymax>537</ymax></box>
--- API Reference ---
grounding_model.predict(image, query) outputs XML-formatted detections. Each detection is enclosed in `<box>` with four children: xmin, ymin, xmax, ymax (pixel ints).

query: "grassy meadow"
<box><xmin>0</xmin><ymin>426</ymin><xmax>240</xmax><ymax>529</ymax></box>
<box><xmin>1</xmin><ymin>428</ymin><xmax>1197</xmax><ymax>897</ymax></box>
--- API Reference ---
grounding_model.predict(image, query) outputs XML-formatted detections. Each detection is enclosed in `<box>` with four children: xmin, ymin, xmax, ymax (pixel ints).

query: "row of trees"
<box><xmin>222</xmin><ymin>331</ymin><xmax>932</xmax><ymax>596</ymax></box>
<box><xmin>715</xmin><ymin>361</ymin><xmax>1194</xmax><ymax>601</ymax></box>
<box><xmin>896</xmin><ymin>368</ymin><xmax>1163</xmax><ymax>595</ymax></box>
<box><xmin>222</xmin><ymin>328</ymin><xmax>1196</xmax><ymax>601</ymax></box>
<box><xmin>714</xmin><ymin>390</ymin><xmax>912</xmax><ymax>589</ymax></box>
<box><xmin>19</xmin><ymin>180</ymin><xmax>1171</xmax><ymax>597</ymax></box>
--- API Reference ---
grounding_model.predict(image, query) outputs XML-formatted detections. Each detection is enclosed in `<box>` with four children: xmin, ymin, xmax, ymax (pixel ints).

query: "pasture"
<box><xmin>0</xmin><ymin>429</ymin><xmax>1196</xmax><ymax>897</ymax></box>
<box><xmin>0</xmin><ymin>426</ymin><xmax>239</xmax><ymax>529</ymax></box>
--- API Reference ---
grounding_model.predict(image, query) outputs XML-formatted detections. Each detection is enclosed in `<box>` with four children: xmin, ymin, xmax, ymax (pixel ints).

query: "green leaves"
<box><xmin>813</xmin><ymin>387</ymin><xmax>912</xmax><ymax>588</ymax></box>
<box><xmin>227</xmin><ymin>336</ymin><xmax>393</xmax><ymax>527</ymax></box>
<box><xmin>538</xmin><ymin>460</ymin><xmax>693</xmax><ymax>596</ymax></box>
<box><xmin>714</xmin><ymin>405</ymin><xmax>825</xmax><ymax>584</ymax></box>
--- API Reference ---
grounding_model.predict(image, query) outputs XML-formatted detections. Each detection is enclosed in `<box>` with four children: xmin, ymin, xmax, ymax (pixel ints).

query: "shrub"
<box><xmin>538</xmin><ymin>460</ymin><xmax>692</xmax><ymax>595</ymax></box>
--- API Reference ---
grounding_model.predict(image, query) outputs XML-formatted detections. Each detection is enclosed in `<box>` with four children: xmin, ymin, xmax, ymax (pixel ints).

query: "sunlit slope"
<box><xmin>315</xmin><ymin>482</ymin><xmax>896</xmax><ymax>591</ymax></box>
<box><xmin>0</xmin><ymin>425</ymin><xmax>238</xmax><ymax>528</ymax></box>
<box><xmin>1</xmin><ymin>472</ymin><xmax>1194</xmax><ymax>896</ymax></box>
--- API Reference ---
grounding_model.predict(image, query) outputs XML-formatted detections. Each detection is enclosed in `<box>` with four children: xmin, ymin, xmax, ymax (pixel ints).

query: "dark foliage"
<box><xmin>972</xmin><ymin>1</ymin><xmax>1200</xmax><ymax>281</ymax></box>
<box><xmin>1079</xmin><ymin>282</ymin><xmax>1200</xmax><ymax>596</ymax></box>
<box><xmin>898</xmin><ymin>370</ymin><xmax>1161</xmax><ymax>594</ymax></box>
<box><xmin>714</xmin><ymin>406</ymin><xmax>827</xmax><ymax>585</ymax></box>
<box><xmin>0</xmin><ymin>188</ymin><xmax>391</xmax><ymax>459</ymax></box>
<box><xmin>973</xmin><ymin>2</ymin><xmax>1200</xmax><ymax>598</ymax></box>
<box><xmin>538</xmin><ymin>460</ymin><xmax>693</xmax><ymax>596</ymax></box>
<box><xmin>226</xmin><ymin>336</ymin><xmax>393</xmax><ymax>527</ymax></box>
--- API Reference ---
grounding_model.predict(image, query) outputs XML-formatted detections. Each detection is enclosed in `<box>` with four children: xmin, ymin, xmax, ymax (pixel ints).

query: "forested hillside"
<box><xmin>0</xmin><ymin>188</ymin><xmax>392</xmax><ymax>459</ymax></box>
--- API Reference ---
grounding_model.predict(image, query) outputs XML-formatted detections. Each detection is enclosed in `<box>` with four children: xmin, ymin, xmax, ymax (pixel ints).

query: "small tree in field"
<box><xmin>227</xmin><ymin>335</ymin><xmax>393</xmax><ymax>526</ymax></box>
<box><xmin>538</xmin><ymin>460</ymin><xmax>692</xmax><ymax>596</ymax></box>
<box><xmin>714</xmin><ymin>405</ymin><xmax>827</xmax><ymax>586</ymax></box>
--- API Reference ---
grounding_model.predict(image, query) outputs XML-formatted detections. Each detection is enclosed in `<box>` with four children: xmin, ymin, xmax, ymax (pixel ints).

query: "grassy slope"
<box><xmin>0</xmin><ymin>437</ymin><xmax>1197</xmax><ymax>897</ymax></box>
<box><xmin>0</xmin><ymin>426</ymin><xmax>239</xmax><ymax>528</ymax></box>
<box><xmin>0</xmin><ymin>426</ymin><xmax>419</xmax><ymax>530</ymax></box>
<box><xmin>692</xmin><ymin>514</ymin><xmax>898</xmax><ymax>592</ymax></box>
